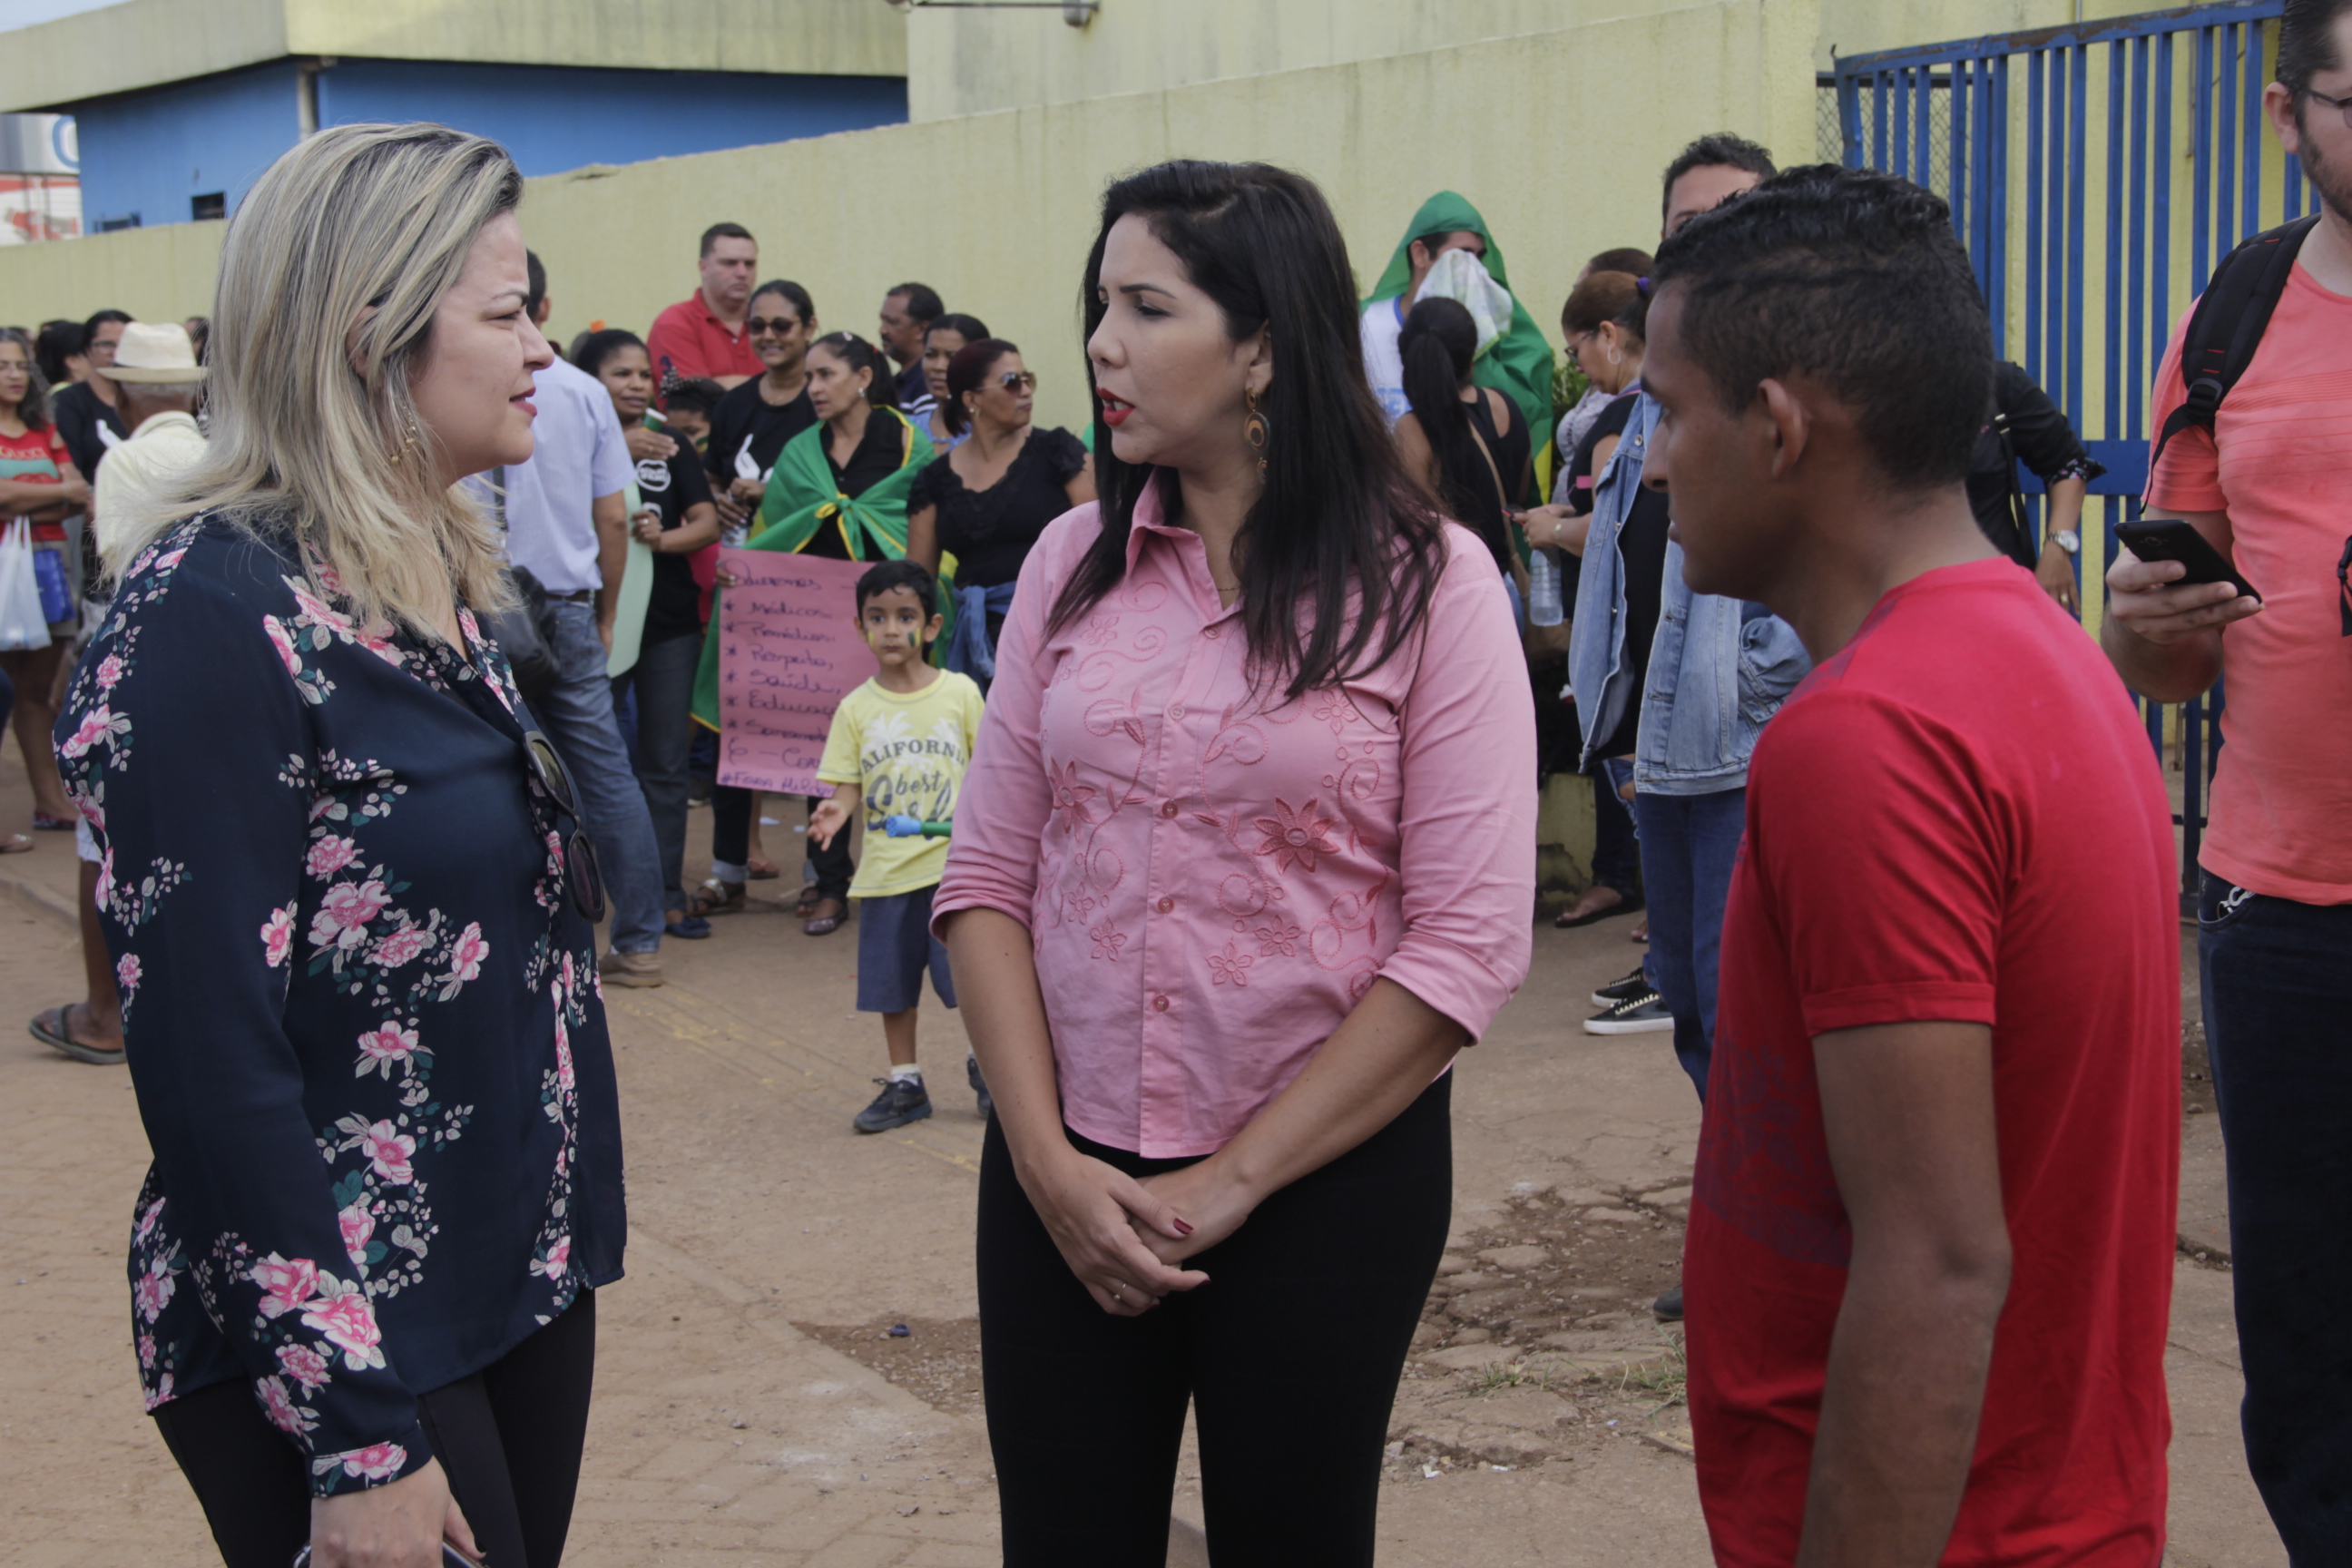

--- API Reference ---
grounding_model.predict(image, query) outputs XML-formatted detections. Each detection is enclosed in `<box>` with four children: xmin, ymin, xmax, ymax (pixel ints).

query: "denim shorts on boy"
<box><xmin>857</xmin><ymin>883</ymin><xmax>958</xmax><ymax>1014</ymax></box>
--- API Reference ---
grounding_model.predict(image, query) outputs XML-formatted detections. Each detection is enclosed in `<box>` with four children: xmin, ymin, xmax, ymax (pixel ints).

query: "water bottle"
<box><xmin>1527</xmin><ymin>546</ymin><xmax>1563</xmax><ymax>626</ymax></box>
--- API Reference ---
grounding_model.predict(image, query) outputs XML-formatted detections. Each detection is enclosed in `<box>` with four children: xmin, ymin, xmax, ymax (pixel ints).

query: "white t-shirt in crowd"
<box><xmin>1359</xmin><ymin>298</ymin><xmax>1409</xmax><ymax>422</ymax></box>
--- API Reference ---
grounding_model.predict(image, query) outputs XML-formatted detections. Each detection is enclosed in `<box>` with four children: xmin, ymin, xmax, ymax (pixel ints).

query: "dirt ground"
<box><xmin>0</xmin><ymin>772</ymin><xmax>2287</xmax><ymax>1566</ymax></box>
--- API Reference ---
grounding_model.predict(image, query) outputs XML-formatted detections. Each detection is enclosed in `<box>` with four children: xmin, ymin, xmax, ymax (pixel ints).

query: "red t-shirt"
<box><xmin>645</xmin><ymin>295</ymin><xmax>762</xmax><ymax>390</ymax></box>
<box><xmin>1687</xmin><ymin>559</ymin><xmax>2179</xmax><ymax>1567</ymax></box>
<box><xmin>2145</xmin><ymin>265</ymin><xmax>2352</xmax><ymax>903</ymax></box>
<box><xmin>0</xmin><ymin>420</ymin><xmax>74</xmax><ymax>541</ymax></box>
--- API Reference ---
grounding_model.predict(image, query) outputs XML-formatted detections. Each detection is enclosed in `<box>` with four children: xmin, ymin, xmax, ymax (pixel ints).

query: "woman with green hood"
<box><xmin>1360</xmin><ymin>191</ymin><xmax>1555</xmax><ymax>456</ymax></box>
<box><xmin>690</xmin><ymin>330</ymin><xmax>934</xmax><ymax>935</ymax></box>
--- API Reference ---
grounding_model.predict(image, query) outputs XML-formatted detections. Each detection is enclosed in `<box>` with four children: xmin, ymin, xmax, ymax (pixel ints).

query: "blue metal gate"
<box><xmin>1836</xmin><ymin>1</ymin><xmax>2307</xmax><ymax>906</ymax></box>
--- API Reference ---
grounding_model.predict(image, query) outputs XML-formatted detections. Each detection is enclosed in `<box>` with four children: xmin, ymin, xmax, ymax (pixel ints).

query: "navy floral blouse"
<box><xmin>56</xmin><ymin>517</ymin><xmax>625</xmax><ymax>1497</ymax></box>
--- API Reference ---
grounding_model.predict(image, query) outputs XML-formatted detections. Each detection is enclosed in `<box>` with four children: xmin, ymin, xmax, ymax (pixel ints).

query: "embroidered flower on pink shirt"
<box><xmin>1207</xmin><ymin>941</ymin><xmax>1253</xmax><ymax>987</ymax></box>
<box><xmin>260</xmin><ymin>904</ymin><xmax>296</xmax><ymax>967</ymax></box>
<box><xmin>1255</xmin><ymin>920</ymin><xmax>1303</xmax><ymax>958</ymax></box>
<box><xmin>277</xmin><ymin>1341</ymin><xmax>330</xmax><ymax>1393</ymax></box>
<box><xmin>1050</xmin><ymin>760</ymin><xmax>1098</xmax><ymax>836</ymax></box>
<box><xmin>250</xmin><ymin>1253</ymin><xmax>318</xmax><ymax>1319</ymax></box>
<box><xmin>1088</xmin><ymin>921</ymin><xmax>1127</xmax><ymax>961</ymax></box>
<box><xmin>1252</xmin><ymin>797</ymin><xmax>1339</xmax><ymax>876</ymax></box>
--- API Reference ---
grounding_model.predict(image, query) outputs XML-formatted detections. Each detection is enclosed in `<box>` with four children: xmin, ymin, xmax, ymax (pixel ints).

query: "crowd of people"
<box><xmin>14</xmin><ymin>0</ymin><xmax>2352</xmax><ymax>1562</ymax></box>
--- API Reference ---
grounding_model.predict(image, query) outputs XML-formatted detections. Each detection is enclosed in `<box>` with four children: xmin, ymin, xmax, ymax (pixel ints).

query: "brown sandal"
<box><xmin>803</xmin><ymin>896</ymin><xmax>847</xmax><ymax>936</ymax></box>
<box><xmin>686</xmin><ymin>878</ymin><xmax>746</xmax><ymax>917</ymax></box>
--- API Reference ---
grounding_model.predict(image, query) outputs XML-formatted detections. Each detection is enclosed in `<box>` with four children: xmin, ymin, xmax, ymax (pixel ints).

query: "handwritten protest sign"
<box><xmin>714</xmin><ymin>549</ymin><xmax>878</xmax><ymax>796</ymax></box>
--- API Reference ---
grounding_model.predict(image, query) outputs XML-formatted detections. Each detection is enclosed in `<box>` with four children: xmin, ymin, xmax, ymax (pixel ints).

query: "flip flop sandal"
<box><xmin>685</xmin><ymin>879</ymin><xmax>746</xmax><ymax>917</ymax></box>
<box><xmin>0</xmin><ymin>833</ymin><xmax>32</xmax><ymax>854</ymax></box>
<box><xmin>31</xmin><ymin>813</ymin><xmax>75</xmax><ymax>831</ymax></box>
<box><xmin>795</xmin><ymin>888</ymin><xmax>821</xmax><ymax>918</ymax></box>
<box><xmin>747</xmin><ymin>858</ymin><xmax>783</xmax><ymax>881</ymax></box>
<box><xmin>803</xmin><ymin>897</ymin><xmax>848</xmax><ymax>936</ymax></box>
<box><xmin>30</xmin><ymin>1004</ymin><xmax>125</xmax><ymax>1065</ymax></box>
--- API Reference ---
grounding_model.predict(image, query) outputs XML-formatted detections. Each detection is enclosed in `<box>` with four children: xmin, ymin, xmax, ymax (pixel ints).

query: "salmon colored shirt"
<box><xmin>2146</xmin><ymin>265</ymin><xmax>2352</xmax><ymax>903</ymax></box>
<box><xmin>932</xmin><ymin>486</ymin><xmax>1537</xmax><ymax>1157</ymax></box>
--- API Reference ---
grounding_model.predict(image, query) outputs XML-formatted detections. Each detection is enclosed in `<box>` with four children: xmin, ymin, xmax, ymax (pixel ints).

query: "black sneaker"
<box><xmin>1583</xmin><ymin>990</ymin><xmax>1674</xmax><ymax>1034</ymax></box>
<box><xmin>1652</xmin><ymin>1284</ymin><xmax>1684</xmax><ymax>1322</ymax></box>
<box><xmin>853</xmin><ymin>1076</ymin><xmax>933</xmax><ymax>1133</ymax></box>
<box><xmin>1590</xmin><ymin>965</ymin><xmax>1652</xmax><ymax>1007</ymax></box>
<box><xmin>967</xmin><ymin>1054</ymin><xmax>994</xmax><ymax>1120</ymax></box>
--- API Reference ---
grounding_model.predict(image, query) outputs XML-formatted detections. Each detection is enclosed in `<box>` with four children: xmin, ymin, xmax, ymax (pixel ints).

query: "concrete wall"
<box><xmin>0</xmin><ymin>0</ymin><xmax>906</xmax><ymax>114</ymax></box>
<box><xmin>906</xmin><ymin>0</ymin><xmax>1702</xmax><ymax>122</ymax></box>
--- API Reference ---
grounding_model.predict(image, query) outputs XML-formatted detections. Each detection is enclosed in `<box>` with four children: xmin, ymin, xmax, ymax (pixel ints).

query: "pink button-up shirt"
<box><xmin>933</xmin><ymin>486</ymin><xmax>1536</xmax><ymax>1157</ymax></box>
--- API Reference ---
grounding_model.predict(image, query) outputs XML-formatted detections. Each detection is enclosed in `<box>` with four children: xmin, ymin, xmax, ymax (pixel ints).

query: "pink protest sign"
<box><xmin>714</xmin><ymin>548</ymin><xmax>878</xmax><ymax>796</ymax></box>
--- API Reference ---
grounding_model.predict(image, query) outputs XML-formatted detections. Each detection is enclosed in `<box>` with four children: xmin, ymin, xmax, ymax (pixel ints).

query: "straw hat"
<box><xmin>107</xmin><ymin>322</ymin><xmax>205</xmax><ymax>384</ymax></box>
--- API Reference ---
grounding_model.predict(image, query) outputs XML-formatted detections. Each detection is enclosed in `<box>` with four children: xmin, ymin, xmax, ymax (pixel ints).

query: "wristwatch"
<box><xmin>2050</xmin><ymin>529</ymin><xmax>2081</xmax><ymax>555</ymax></box>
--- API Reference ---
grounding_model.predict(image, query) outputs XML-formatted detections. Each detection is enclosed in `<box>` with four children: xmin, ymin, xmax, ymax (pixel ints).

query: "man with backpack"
<box><xmin>2103</xmin><ymin>1</ymin><xmax>2352</xmax><ymax>1556</ymax></box>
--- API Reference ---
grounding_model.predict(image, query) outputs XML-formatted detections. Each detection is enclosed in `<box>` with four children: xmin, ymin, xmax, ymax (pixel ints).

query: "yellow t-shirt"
<box><xmin>815</xmin><ymin>669</ymin><xmax>986</xmax><ymax>898</ymax></box>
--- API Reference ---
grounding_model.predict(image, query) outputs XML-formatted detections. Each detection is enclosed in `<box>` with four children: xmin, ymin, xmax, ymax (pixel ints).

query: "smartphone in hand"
<box><xmin>2112</xmin><ymin>519</ymin><xmax>2261</xmax><ymax>603</ymax></box>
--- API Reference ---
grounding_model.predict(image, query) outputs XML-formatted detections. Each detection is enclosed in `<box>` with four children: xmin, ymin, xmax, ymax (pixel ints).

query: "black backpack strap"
<box><xmin>2149</xmin><ymin>214</ymin><xmax>2319</xmax><ymax>474</ymax></box>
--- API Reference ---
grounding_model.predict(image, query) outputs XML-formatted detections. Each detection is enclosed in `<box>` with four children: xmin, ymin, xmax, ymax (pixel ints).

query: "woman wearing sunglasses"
<box><xmin>905</xmin><ymin>340</ymin><xmax>1094</xmax><ymax>689</ymax></box>
<box><xmin>54</xmin><ymin>124</ymin><xmax>623</xmax><ymax>1568</ymax></box>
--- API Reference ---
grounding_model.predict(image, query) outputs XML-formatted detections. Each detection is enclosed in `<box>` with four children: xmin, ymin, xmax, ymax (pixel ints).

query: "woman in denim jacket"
<box><xmin>1567</xmin><ymin>386</ymin><xmax>1810</xmax><ymax>1100</ymax></box>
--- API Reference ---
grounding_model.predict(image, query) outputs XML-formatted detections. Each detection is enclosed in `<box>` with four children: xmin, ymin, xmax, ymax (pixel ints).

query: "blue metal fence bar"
<box><xmin>2025</xmin><ymin>49</ymin><xmax>2046</xmax><ymax>385</ymax></box>
<box><xmin>1833</xmin><ymin>0</ymin><xmax>2283</xmax><ymax>74</ymax></box>
<box><xmin>2220</xmin><ymin>23</ymin><xmax>2240</xmax><ymax>252</ymax></box>
<box><xmin>1951</xmin><ymin>55</ymin><xmax>1973</xmax><ymax>243</ymax></box>
<box><xmin>2128</xmin><ymin>35</ymin><xmax>2151</xmax><ymax>447</ymax></box>
<box><xmin>1916</xmin><ymin>63</ymin><xmax>1936</xmax><ymax>188</ymax></box>
<box><xmin>1990</xmin><ymin>54</ymin><xmax>2009</xmax><ymax>358</ymax></box>
<box><xmin>2107</xmin><ymin>41</ymin><xmax>2128</xmax><ymax>454</ymax></box>
<box><xmin>2195</xmin><ymin>26</ymin><xmax>2216</xmax><ymax>287</ymax></box>
<box><xmin>2244</xmin><ymin>16</ymin><xmax>2265</xmax><ymax>237</ymax></box>
<box><xmin>2067</xmin><ymin>41</ymin><xmax>2089</xmax><ymax>426</ymax></box>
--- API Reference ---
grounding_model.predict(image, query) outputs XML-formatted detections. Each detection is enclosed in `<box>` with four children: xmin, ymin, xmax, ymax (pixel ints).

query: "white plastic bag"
<box><xmin>0</xmin><ymin>518</ymin><xmax>53</xmax><ymax>652</ymax></box>
<box><xmin>1417</xmin><ymin>246</ymin><xmax>1516</xmax><ymax>361</ymax></box>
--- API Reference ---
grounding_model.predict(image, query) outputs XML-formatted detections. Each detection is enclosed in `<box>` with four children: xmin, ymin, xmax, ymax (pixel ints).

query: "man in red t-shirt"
<box><xmin>646</xmin><ymin>221</ymin><xmax>763</xmax><ymax>392</ymax></box>
<box><xmin>2101</xmin><ymin>5</ymin><xmax>2352</xmax><ymax>1558</ymax></box>
<box><xmin>1644</xmin><ymin>167</ymin><xmax>2179</xmax><ymax>1565</ymax></box>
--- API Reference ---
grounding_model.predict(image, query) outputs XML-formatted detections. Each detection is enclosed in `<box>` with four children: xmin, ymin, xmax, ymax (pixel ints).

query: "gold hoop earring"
<box><xmin>1242</xmin><ymin>387</ymin><xmax>1269</xmax><ymax>475</ymax></box>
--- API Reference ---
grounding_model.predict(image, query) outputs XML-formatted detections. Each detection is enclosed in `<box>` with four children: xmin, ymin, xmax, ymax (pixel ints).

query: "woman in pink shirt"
<box><xmin>934</xmin><ymin>160</ymin><xmax>1536</xmax><ymax>1565</ymax></box>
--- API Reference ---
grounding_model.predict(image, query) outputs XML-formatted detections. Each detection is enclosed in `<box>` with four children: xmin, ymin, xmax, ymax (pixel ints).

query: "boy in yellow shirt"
<box><xmin>811</xmin><ymin>560</ymin><xmax>986</xmax><ymax>1132</ymax></box>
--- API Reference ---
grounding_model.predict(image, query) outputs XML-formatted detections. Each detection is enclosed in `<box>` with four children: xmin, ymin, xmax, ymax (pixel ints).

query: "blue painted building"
<box><xmin>71</xmin><ymin>59</ymin><xmax>905</xmax><ymax>230</ymax></box>
<box><xmin>0</xmin><ymin>0</ymin><xmax>912</xmax><ymax>231</ymax></box>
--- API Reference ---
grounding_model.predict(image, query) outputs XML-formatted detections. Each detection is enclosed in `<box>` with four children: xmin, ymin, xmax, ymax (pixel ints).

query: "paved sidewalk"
<box><xmin>0</xmin><ymin>754</ymin><xmax>2285</xmax><ymax>1564</ymax></box>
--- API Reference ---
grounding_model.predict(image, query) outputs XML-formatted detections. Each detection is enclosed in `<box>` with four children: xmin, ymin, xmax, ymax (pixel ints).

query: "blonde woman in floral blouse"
<box><xmin>936</xmin><ymin>160</ymin><xmax>1536</xmax><ymax>1565</ymax></box>
<box><xmin>57</xmin><ymin>125</ymin><xmax>623</xmax><ymax>1568</ymax></box>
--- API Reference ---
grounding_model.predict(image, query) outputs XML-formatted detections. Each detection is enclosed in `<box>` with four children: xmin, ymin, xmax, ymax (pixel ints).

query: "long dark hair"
<box><xmin>941</xmin><ymin>338</ymin><xmax>1017</xmax><ymax>436</ymax></box>
<box><xmin>1056</xmin><ymin>159</ymin><xmax>1445</xmax><ymax>701</ymax></box>
<box><xmin>808</xmin><ymin>331</ymin><xmax>897</xmax><ymax>408</ymax></box>
<box><xmin>1399</xmin><ymin>297</ymin><xmax>1510</xmax><ymax>573</ymax></box>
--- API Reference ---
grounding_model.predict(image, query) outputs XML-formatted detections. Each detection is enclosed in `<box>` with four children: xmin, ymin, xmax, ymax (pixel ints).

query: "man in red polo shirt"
<box><xmin>1648</xmin><ymin>166</ymin><xmax>2178</xmax><ymax>1566</ymax></box>
<box><xmin>648</xmin><ymin>221</ymin><xmax>762</xmax><ymax>391</ymax></box>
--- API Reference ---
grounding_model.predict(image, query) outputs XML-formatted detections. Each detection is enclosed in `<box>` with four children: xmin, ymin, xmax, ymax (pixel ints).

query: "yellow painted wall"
<box><xmin>515</xmin><ymin>0</ymin><xmax>1816</xmax><ymax>436</ymax></box>
<box><xmin>5</xmin><ymin>0</ymin><xmax>1811</xmax><ymax>429</ymax></box>
<box><xmin>0</xmin><ymin>0</ymin><xmax>904</xmax><ymax>115</ymax></box>
<box><xmin>907</xmin><ymin>0</ymin><xmax>1705</xmax><ymax>122</ymax></box>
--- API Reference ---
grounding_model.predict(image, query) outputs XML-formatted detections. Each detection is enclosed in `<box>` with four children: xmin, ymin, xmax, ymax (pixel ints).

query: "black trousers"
<box><xmin>710</xmin><ymin>786</ymin><xmax>852</xmax><ymax>898</ymax></box>
<box><xmin>977</xmin><ymin>1077</ymin><xmax>1451</xmax><ymax>1568</ymax></box>
<box><xmin>151</xmin><ymin>1290</ymin><xmax>596</xmax><ymax>1568</ymax></box>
